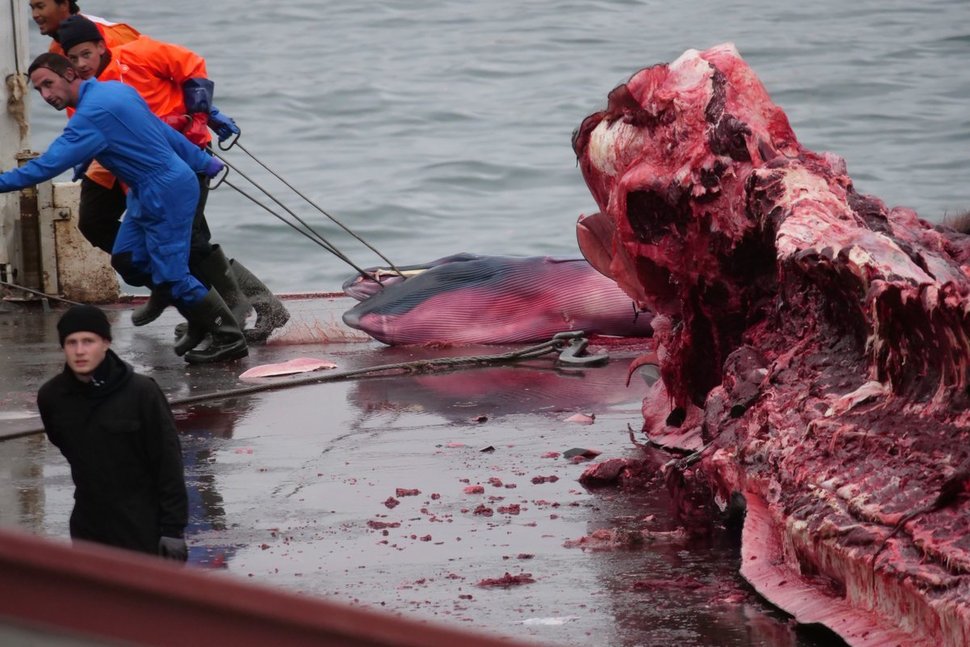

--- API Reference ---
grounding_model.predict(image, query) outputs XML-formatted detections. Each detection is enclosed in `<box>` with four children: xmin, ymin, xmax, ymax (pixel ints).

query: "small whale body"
<box><xmin>342</xmin><ymin>253</ymin><xmax>653</xmax><ymax>345</ymax></box>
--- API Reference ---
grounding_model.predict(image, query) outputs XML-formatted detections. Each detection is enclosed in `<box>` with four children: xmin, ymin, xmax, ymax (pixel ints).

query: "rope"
<box><xmin>2</xmin><ymin>334</ymin><xmax>578</xmax><ymax>439</ymax></box>
<box><xmin>169</xmin><ymin>338</ymin><xmax>564</xmax><ymax>407</ymax></box>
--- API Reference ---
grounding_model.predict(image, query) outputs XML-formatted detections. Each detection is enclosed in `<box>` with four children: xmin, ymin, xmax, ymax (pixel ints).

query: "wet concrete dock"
<box><xmin>0</xmin><ymin>296</ymin><xmax>833</xmax><ymax>646</ymax></box>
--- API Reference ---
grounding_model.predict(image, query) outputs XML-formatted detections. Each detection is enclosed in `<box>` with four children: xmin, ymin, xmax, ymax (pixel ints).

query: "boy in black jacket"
<box><xmin>37</xmin><ymin>305</ymin><xmax>188</xmax><ymax>561</ymax></box>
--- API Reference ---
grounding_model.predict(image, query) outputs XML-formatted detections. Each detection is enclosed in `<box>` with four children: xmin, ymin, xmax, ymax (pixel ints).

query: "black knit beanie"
<box><xmin>57</xmin><ymin>305</ymin><xmax>112</xmax><ymax>346</ymax></box>
<box><xmin>57</xmin><ymin>15</ymin><xmax>103</xmax><ymax>53</ymax></box>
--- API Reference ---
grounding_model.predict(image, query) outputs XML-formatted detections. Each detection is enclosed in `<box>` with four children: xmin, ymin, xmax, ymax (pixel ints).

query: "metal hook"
<box><xmin>555</xmin><ymin>335</ymin><xmax>609</xmax><ymax>367</ymax></box>
<box><xmin>217</xmin><ymin>126</ymin><xmax>241</xmax><ymax>151</ymax></box>
<box><xmin>207</xmin><ymin>163</ymin><xmax>229</xmax><ymax>190</ymax></box>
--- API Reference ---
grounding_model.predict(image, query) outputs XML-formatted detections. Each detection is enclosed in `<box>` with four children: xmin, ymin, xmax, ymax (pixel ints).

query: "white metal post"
<box><xmin>1</xmin><ymin>0</ymin><xmax>30</xmax><ymax>280</ymax></box>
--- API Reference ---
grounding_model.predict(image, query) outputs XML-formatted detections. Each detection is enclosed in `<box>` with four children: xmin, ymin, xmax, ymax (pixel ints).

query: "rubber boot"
<box><xmin>173</xmin><ymin>245</ymin><xmax>252</xmax><ymax>339</ymax></box>
<box><xmin>131</xmin><ymin>289</ymin><xmax>170</xmax><ymax>326</ymax></box>
<box><xmin>231</xmin><ymin>260</ymin><xmax>290</xmax><ymax>343</ymax></box>
<box><xmin>196</xmin><ymin>245</ymin><xmax>252</xmax><ymax>328</ymax></box>
<box><xmin>173</xmin><ymin>290</ymin><xmax>248</xmax><ymax>363</ymax></box>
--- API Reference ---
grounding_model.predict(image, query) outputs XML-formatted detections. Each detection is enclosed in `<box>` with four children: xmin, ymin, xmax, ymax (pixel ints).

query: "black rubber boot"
<box><xmin>173</xmin><ymin>290</ymin><xmax>248</xmax><ymax>363</ymax></box>
<box><xmin>131</xmin><ymin>289</ymin><xmax>171</xmax><ymax>326</ymax></box>
<box><xmin>231</xmin><ymin>260</ymin><xmax>290</xmax><ymax>343</ymax></box>
<box><xmin>172</xmin><ymin>246</ymin><xmax>251</xmax><ymax>339</ymax></box>
<box><xmin>196</xmin><ymin>245</ymin><xmax>252</xmax><ymax>328</ymax></box>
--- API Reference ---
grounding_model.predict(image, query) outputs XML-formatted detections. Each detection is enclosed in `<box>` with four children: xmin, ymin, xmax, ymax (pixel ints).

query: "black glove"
<box><xmin>158</xmin><ymin>536</ymin><xmax>188</xmax><ymax>562</ymax></box>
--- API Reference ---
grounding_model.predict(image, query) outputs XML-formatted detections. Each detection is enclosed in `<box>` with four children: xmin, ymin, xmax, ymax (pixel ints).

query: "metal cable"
<box><xmin>3</xmin><ymin>337</ymin><xmax>571</xmax><ymax>439</ymax></box>
<box><xmin>221</xmin><ymin>178</ymin><xmax>376</xmax><ymax>279</ymax></box>
<box><xmin>0</xmin><ymin>280</ymin><xmax>83</xmax><ymax>305</ymax></box>
<box><xmin>231</xmin><ymin>142</ymin><xmax>404</xmax><ymax>278</ymax></box>
<box><xmin>215</xmin><ymin>154</ymin><xmax>385</xmax><ymax>284</ymax></box>
<box><xmin>213</xmin><ymin>155</ymin><xmax>365</xmax><ymax>271</ymax></box>
<box><xmin>168</xmin><ymin>338</ymin><xmax>563</xmax><ymax>407</ymax></box>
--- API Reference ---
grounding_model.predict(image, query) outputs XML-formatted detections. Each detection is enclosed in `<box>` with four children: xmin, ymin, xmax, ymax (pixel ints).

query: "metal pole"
<box><xmin>1</xmin><ymin>0</ymin><xmax>30</xmax><ymax>284</ymax></box>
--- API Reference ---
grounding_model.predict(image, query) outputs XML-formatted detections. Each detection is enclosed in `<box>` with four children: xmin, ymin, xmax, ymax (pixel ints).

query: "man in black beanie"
<box><xmin>37</xmin><ymin>305</ymin><xmax>189</xmax><ymax>562</ymax></box>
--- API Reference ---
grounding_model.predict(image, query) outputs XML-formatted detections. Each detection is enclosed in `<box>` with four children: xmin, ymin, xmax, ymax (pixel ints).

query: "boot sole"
<box><xmin>131</xmin><ymin>310</ymin><xmax>166</xmax><ymax>327</ymax></box>
<box><xmin>184</xmin><ymin>344</ymin><xmax>249</xmax><ymax>365</ymax></box>
<box><xmin>247</xmin><ymin>308</ymin><xmax>291</xmax><ymax>344</ymax></box>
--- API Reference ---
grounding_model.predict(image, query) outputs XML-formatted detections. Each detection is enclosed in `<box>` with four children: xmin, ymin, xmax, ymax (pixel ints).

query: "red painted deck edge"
<box><xmin>0</xmin><ymin>526</ymin><xmax>539</xmax><ymax>647</ymax></box>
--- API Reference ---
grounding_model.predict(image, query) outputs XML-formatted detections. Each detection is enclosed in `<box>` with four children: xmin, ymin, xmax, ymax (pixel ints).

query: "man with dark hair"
<box><xmin>28</xmin><ymin>1</ymin><xmax>141</xmax><ymax>271</ymax></box>
<box><xmin>37</xmin><ymin>304</ymin><xmax>189</xmax><ymax>561</ymax></box>
<box><xmin>57</xmin><ymin>15</ymin><xmax>290</xmax><ymax>343</ymax></box>
<box><xmin>0</xmin><ymin>53</ymin><xmax>247</xmax><ymax>363</ymax></box>
<box><xmin>29</xmin><ymin>0</ymin><xmax>139</xmax><ymax>51</ymax></box>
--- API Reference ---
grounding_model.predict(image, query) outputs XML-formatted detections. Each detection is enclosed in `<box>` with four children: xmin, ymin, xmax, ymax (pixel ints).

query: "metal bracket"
<box><xmin>555</xmin><ymin>333</ymin><xmax>609</xmax><ymax>367</ymax></box>
<box><xmin>208</xmin><ymin>164</ymin><xmax>229</xmax><ymax>190</ymax></box>
<box><xmin>217</xmin><ymin>128</ymin><xmax>241</xmax><ymax>151</ymax></box>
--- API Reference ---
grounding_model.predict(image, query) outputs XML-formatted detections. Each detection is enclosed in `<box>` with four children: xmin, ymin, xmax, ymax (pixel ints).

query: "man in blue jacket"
<box><xmin>0</xmin><ymin>53</ymin><xmax>246</xmax><ymax>363</ymax></box>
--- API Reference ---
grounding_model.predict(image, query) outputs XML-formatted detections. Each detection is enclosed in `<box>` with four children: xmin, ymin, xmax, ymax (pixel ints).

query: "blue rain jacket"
<box><xmin>0</xmin><ymin>79</ymin><xmax>213</xmax><ymax>305</ymax></box>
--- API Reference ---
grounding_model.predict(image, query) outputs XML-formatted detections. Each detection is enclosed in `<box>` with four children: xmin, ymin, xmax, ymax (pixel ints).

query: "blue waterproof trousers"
<box><xmin>112</xmin><ymin>164</ymin><xmax>208</xmax><ymax>308</ymax></box>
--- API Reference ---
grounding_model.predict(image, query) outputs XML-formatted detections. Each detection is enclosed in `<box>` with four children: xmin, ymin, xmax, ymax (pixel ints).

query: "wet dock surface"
<box><xmin>0</xmin><ymin>297</ymin><xmax>838</xmax><ymax>646</ymax></box>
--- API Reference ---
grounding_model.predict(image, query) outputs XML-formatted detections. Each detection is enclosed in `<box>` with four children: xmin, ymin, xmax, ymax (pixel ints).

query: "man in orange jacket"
<box><xmin>53</xmin><ymin>14</ymin><xmax>290</xmax><ymax>344</ymax></box>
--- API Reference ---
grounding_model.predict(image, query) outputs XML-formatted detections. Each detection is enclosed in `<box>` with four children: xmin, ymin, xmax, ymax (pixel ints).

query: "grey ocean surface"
<box><xmin>25</xmin><ymin>0</ymin><xmax>970</xmax><ymax>294</ymax></box>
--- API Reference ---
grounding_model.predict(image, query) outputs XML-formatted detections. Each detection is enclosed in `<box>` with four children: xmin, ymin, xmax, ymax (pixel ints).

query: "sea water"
<box><xmin>25</xmin><ymin>0</ymin><xmax>970</xmax><ymax>292</ymax></box>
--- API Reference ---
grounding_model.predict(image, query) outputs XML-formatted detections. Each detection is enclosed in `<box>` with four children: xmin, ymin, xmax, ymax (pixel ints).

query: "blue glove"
<box><xmin>208</xmin><ymin>107</ymin><xmax>240</xmax><ymax>143</ymax></box>
<box><xmin>204</xmin><ymin>156</ymin><xmax>225</xmax><ymax>178</ymax></box>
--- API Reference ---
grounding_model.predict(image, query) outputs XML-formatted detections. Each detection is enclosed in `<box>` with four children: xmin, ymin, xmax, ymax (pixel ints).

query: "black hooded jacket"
<box><xmin>36</xmin><ymin>349</ymin><xmax>188</xmax><ymax>555</ymax></box>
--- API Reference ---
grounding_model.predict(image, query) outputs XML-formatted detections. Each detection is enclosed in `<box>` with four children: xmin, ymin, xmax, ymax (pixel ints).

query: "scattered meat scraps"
<box><xmin>239</xmin><ymin>357</ymin><xmax>337</xmax><ymax>379</ymax></box>
<box><xmin>477</xmin><ymin>572</ymin><xmax>536</xmax><ymax>588</ymax></box>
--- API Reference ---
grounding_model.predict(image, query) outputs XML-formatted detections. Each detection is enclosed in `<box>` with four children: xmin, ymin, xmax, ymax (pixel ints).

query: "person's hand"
<box><xmin>208</xmin><ymin>107</ymin><xmax>240</xmax><ymax>143</ymax></box>
<box><xmin>204</xmin><ymin>156</ymin><xmax>225</xmax><ymax>178</ymax></box>
<box><xmin>71</xmin><ymin>160</ymin><xmax>91</xmax><ymax>182</ymax></box>
<box><xmin>158</xmin><ymin>536</ymin><xmax>188</xmax><ymax>562</ymax></box>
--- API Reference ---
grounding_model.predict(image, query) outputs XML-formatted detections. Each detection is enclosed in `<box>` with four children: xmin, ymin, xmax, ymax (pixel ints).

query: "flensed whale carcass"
<box><xmin>573</xmin><ymin>42</ymin><xmax>970</xmax><ymax>645</ymax></box>
<box><xmin>341</xmin><ymin>254</ymin><xmax>653</xmax><ymax>345</ymax></box>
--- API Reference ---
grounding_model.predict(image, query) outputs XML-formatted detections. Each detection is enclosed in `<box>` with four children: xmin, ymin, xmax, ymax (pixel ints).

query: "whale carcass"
<box><xmin>342</xmin><ymin>254</ymin><xmax>653</xmax><ymax>345</ymax></box>
<box><xmin>573</xmin><ymin>43</ymin><xmax>970</xmax><ymax>645</ymax></box>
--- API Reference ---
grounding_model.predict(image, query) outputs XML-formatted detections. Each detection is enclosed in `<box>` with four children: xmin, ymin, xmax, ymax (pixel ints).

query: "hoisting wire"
<box><xmin>212</xmin><ymin>150</ymin><xmax>399</xmax><ymax>285</ymax></box>
<box><xmin>212</xmin><ymin>153</ymin><xmax>358</xmax><ymax>265</ymax></box>
<box><xmin>221</xmin><ymin>177</ymin><xmax>378</xmax><ymax>280</ymax></box>
<box><xmin>230</xmin><ymin>141</ymin><xmax>405</xmax><ymax>279</ymax></box>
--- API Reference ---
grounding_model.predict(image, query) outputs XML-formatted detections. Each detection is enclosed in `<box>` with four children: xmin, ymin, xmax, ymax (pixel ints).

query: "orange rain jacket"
<box><xmin>90</xmin><ymin>36</ymin><xmax>213</xmax><ymax>188</ymax></box>
<box><xmin>98</xmin><ymin>36</ymin><xmax>211</xmax><ymax>145</ymax></box>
